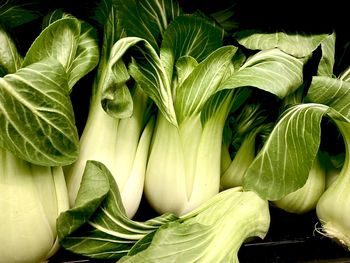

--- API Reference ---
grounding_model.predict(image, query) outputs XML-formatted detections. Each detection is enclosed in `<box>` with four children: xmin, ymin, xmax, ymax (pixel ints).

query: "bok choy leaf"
<box><xmin>0</xmin><ymin>58</ymin><xmax>79</xmax><ymax>166</ymax></box>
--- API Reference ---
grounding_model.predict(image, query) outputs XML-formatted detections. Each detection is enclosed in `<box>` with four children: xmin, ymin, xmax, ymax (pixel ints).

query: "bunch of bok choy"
<box><xmin>0</xmin><ymin>6</ymin><xmax>99</xmax><ymax>262</ymax></box>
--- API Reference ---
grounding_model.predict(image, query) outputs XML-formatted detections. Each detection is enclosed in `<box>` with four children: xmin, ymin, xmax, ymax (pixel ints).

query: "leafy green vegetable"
<box><xmin>0</xmin><ymin>0</ymin><xmax>42</xmax><ymax>28</ymax></box>
<box><xmin>22</xmin><ymin>11</ymin><xmax>99</xmax><ymax>90</ymax></box>
<box><xmin>0</xmin><ymin>148</ymin><xmax>69</xmax><ymax>263</ymax></box>
<box><xmin>0</xmin><ymin>26</ymin><xmax>22</xmax><ymax>76</ymax></box>
<box><xmin>65</xmin><ymin>0</ymin><xmax>183</xmax><ymax>218</ymax></box>
<box><xmin>234</xmin><ymin>30</ymin><xmax>329</xmax><ymax>57</ymax></box>
<box><xmin>0</xmin><ymin>58</ymin><xmax>79</xmax><ymax>166</ymax></box>
<box><xmin>59</xmin><ymin>160</ymin><xmax>178</xmax><ymax>259</ymax></box>
<box><xmin>120</xmin><ymin>187</ymin><xmax>270</xmax><ymax>263</ymax></box>
<box><xmin>273</xmin><ymin>154</ymin><xmax>326</xmax><ymax>214</ymax></box>
<box><xmin>59</xmin><ymin>160</ymin><xmax>270</xmax><ymax>262</ymax></box>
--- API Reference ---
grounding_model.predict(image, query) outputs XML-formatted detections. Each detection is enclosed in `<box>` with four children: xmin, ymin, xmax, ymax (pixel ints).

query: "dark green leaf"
<box><xmin>0</xmin><ymin>58</ymin><xmax>78</xmax><ymax>165</ymax></box>
<box><xmin>0</xmin><ymin>0</ymin><xmax>42</xmax><ymax>28</ymax></box>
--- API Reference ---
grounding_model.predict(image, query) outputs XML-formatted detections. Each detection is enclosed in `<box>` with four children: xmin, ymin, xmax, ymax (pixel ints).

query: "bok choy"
<box><xmin>0</xmin><ymin>8</ymin><xmax>98</xmax><ymax>262</ymax></box>
<box><xmin>58</xmin><ymin>160</ymin><xmax>270</xmax><ymax>262</ymax></box>
<box><xmin>108</xmin><ymin>18</ymin><xmax>307</xmax><ymax>216</ymax></box>
<box><xmin>64</xmin><ymin>0</ymin><xmax>182</xmax><ymax>218</ymax></box>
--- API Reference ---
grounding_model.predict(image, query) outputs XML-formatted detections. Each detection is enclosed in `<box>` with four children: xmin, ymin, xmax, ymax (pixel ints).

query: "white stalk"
<box><xmin>145</xmin><ymin>91</ymin><xmax>234</xmax><ymax>215</ymax></box>
<box><xmin>273</xmin><ymin>156</ymin><xmax>326</xmax><ymax>214</ymax></box>
<box><xmin>0</xmin><ymin>149</ymin><xmax>69</xmax><ymax>263</ymax></box>
<box><xmin>65</xmin><ymin>86</ymin><xmax>150</xmax><ymax>218</ymax></box>
<box><xmin>316</xmin><ymin>120</ymin><xmax>350</xmax><ymax>249</ymax></box>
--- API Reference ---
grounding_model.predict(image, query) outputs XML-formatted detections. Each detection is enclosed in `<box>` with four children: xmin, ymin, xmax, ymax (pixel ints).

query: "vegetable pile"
<box><xmin>0</xmin><ymin>0</ymin><xmax>349</xmax><ymax>262</ymax></box>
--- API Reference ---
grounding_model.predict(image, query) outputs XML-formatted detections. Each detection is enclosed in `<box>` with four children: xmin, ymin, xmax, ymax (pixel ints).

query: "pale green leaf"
<box><xmin>317</xmin><ymin>33</ymin><xmax>336</xmax><ymax>77</ymax></box>
<box><xmin>234</xmin><ymin>30</ymin><xmax>329</xmax><ymax>57</ymax></box>
<box><xmin>160</xmin><ymin>15</ymin><xmax>223</xmax><ymax>83</ymax></box>
<box><xmin>41</xmin><ymin>9</ymin><xmax>73</xmax><ymax>29</ymax></box>
<box><xmin>219</xmin><ymin>48</ymin><xmax>305</xmax><ymax>99</ymax></box>
<box><xmin>0</xmin><ymin>26</ymin><xmax>22</xmax><ymax>75</ymax></box>
<box><xmin>120</xmin><ymin>188</ymin><xmax>270</xmax><ymax>263</ymax></box>
<box><xmin>114</xmin><ymin>0</ymin><xmax>182</xmax><ymax>51</ymax></box>
<box><xmin>243</xmin><ymin>103</ymin><xmax>329</xmax><ymax>200</ymax></box>
<box><xmin>58</xmin><ymin>160</ymin><xmax>178</xmax><ymax>259</ymax></box>
<box><xmin>22</xmin><ymin>18</ymin><xmax>80</xmax><ymax>70</ymax></box>
<box><xmin>22</xmin><ymin>16</ymin><xmax>99</xmax><ymax>90</ymax></box>
<box><xmin>113</xmin><ymin>37</ymin><xmax>176</xmax><ymax>126</ymax></box>
<box><xmin>174</xmin><ymin>56</ymin><xmax>198</xmax><ymax>88</ymax></box>
<box><xmin>0</xmin><ymin>58</ymin><xmax>78</xmax><ymax>166</ymax></box>
<box><xmin>306</xmin><ymin>76</ymin><xmax>350</xmax><ymax>118</ymax></box>
<box><xmin>67</xmin><ymin>21</ymin><xmax>99</xmax><ymax>88</ymax></box>
<box><xmin>175</xmin><ymin>46</ymin><xmax>237</xmax><ymax>123</ymax></box>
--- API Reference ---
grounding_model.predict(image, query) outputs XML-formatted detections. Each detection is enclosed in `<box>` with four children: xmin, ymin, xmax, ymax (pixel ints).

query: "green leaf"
<box><xmin>22</xmin><ymin>18</ymin><xmax>80</xmax><ymax>70</ymax></box>
<box><xmin>0</xmin><ymin>26</ymin><xmax>22</xmax><ymax>75</ymax></box>
<box><xmin>160</xmin><ymin>15</ymin><xmax>223</xmax><ymax>83</ymax></box>
<box><xmin>234</xmin><ymin>30</ymin><xmax>329</xmax><ymax>57</ymax></box>
<box><xmin>22</xmin><ymin>16</ymin><xmax>99</xmax><ymax>90</ymax></box>
<box><xmin>219</xmin><ymin>48</ymin><xmax>305</xmax><ymax>99</ymax></box>
<box><xmin>243</xmin><ymin>103</ymin><xmax>330</xmax><ymax>200</ymax></box>
<box><xmin>174</xmin><ymin>56</ymin><xmax>198</xmax><ymax>88</ymax></box>
<box><xmin>175</xmin><ymin>46</ymin><xmax>237</xmax><ymax>123</ymax></box>
<box><xmin>40</xmin><ymin>9</ymin><xmax>74</xmax><ymax>29</ymax></box>
<box><xmin>120</xmin><ymin>188</ymin><xmax>270</xmax><ymax>263</ymax></box>
<box><xmin>0</xmin><ymin>0</ymin><xmax>42</xmax><ymax>28</ymax></box>
<box><xmin>67</xmin><ymin>21</ymin><xmax>100</xmax><ymax>88</ymax></box>
<box><xmin>0</xmin><ymin>58</ymin><xmax>78</xmax><ymax>166</ymax></box>
<box><xmin>98</xmin><ymin>40</ymin><xmax>133</xmax><ymax>118</ymax></box>
<box><xmin>317</xmin><ymin>33</ymin><xmax>336</xmax><ymax>77</ymax></box>
<box><xmin>58</xmin><ymin>160</ymin><xmax>178</xmax><ymax>259</ymax></box>
<box><xmin>114</xmin><ymin>0</ymin><xmax>182</xmax><ymax>51</ymax></box>
<box><xmin>113</xmin><ymin>37</ymin><xmax>176</xmax><ymax>126</ymax></box>
<box><xmin>306</xmin><ymin>76</ymin><xmax>350</xmax><ymax>119</ymax></box>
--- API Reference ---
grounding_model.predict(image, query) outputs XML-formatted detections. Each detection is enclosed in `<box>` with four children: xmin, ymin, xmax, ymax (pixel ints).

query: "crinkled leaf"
<box><xmin>219</xmin><ymin>48</ymin><xmax>305</xmax><ymax>99</ymax></box>
<box><xmin>112</xmin><ymin>37</ymin><xmax>176</xmax><ymax>126</ymax></box>
<box><xmin>175</xmin><ymin>46</ymin><xmax>237</xmax><ymax>123</ymax></box>
<box><xmin>0</xmin><ymin>58</ymin><xmax>78</xmax><ymax>166</ymax></box>
<box><xmin>58</xmin><ymin>160</ymin><xmax>178</xmax><ymax>260</ymax></box>
<box><xmin>234</xmin><ymin>30</ymin><xmax>329</xmax><ymax>57</ymax></box>
<box><xmin>243</xmin><ymin>103</ymin><xmax>339</xmax><ymax>200</ymax></box>
<box><xmin>98</xmin><ymin>41</ymin><xmax>132</xmax><ymax>118</ymax></box>
<box><xmin>160</xmin><ymin>15</ymin><xmax>223</xmax><ymax>83</ymax></box>
<box><xmin>22</xmin><ymin>16</ymin><xmax>99</xmax><ymax>90</ymax></box>
<box><xmin>0</xmin><ymin>27</ymin><xmax>22</xmax><ymax>75</ymax></box>
<box><xmin>306</xmin><ymin>76</ymin><xmax>350</xmax><ymax>118</ymax></box>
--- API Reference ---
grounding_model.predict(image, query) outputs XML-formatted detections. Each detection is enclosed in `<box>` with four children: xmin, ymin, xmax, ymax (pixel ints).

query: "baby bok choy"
<box><xmin>0</xmin><ymin>149</ymin><xmax>69</xmax><ymax>263</ymax></box>
<box><xmin>306</xmin><ymin>33</ymin><xmax>350</xmax><ymax>249</ymax></box>
<box><xmin>64</xmin><ymin>0</ymin><xmax>182</xmax><ymax>218</ymax></box>
<box><xmin>0</xmin><ymin>9</ymin><xmax>98</xmax><ymax>262</ymax></box>
<box><xmin>110</xmin><ymin>15</ymin><xmax>306</xmax><ymax>216</ymax></box>
<box><xmin>57</xmin><ymin>160</ymin><xmax>270</xmax><ymax>262</ymax></box>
